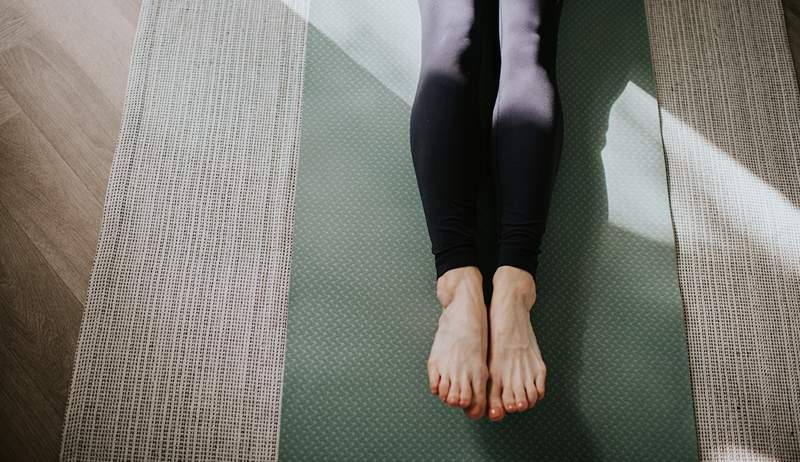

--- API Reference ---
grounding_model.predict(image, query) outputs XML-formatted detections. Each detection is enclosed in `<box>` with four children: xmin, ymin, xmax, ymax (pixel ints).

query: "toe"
<box><xmin>488</xmin><ymin>378</ymin><xmax>505</xmax><ymax>422</ymax></box>
<box><xmin>501</xmin><ymin>382</ymin><xmax>517</xmax><ymax>413</ymax></box>
<box><xmin>535</xmin><ymin>366</ymin><xmax>546</xmax><ymax>400</ymax></box>
<box><xmin>464</xmin><ymin>372</ymin><xmax>487</xmax><ymax>420</ymax></box>
<box><xmin>438</xmin><ymin>376</ymin><xmax>451</xmax><ymax>402</ymax></box>
<box><xmin>464</xmin><ymin>401</ymin><xmax>482</xmax><ymax>420</ymax></box>
<box><xmin>428</xmin><ymin>366</ymin><xmax>440</xmax><ymax>395</ymax></box>
<box><xmin>458</xmin><ymin>379</ymin><xmax>472</xmax><ymax>408</ymax></box>
<box><xmin>513</xmin><ymin>382</ymin><xmax>529</xmax><ymax>412</ymax></box>
<box><xmin>525</xmin><ymin>381</ymin><xmax>539</xmax><ymax>410</ymax></box>
<box><xmin>446</xmin><ymin>379</ymin><xmax>461</xmax><ymax>407</ymax></box>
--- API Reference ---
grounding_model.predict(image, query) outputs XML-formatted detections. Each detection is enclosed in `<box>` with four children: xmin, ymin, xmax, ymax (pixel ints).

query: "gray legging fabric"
<box><xmin>409</xmin><ymin>0</ymin><xmax>563</xmax><ymax>280</ymax></box>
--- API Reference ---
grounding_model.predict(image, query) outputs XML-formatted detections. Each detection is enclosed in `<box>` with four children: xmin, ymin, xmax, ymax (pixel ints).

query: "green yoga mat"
<box><xmin>279</xmin><ymin>1</ymin><xmax>698</xmax><ymax>459</ymax></box>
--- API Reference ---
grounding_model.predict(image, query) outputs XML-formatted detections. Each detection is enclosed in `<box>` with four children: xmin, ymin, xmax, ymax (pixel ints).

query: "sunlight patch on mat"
<box><xmin>601</xmin><ymin>81</ymin><xmax>673</xmax><ymax>244</ymax></box>
<box><xmin>601</xmin><ymin>79</ymin><xmax>800</xmax><ymax>267</ymax></box>
<box><xmin>298</xmin><ymin>1</ymin><xmax>420</xmax><ymax>104</ymax></box>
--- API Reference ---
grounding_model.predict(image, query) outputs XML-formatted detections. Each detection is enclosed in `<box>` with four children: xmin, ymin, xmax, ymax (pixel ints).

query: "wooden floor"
<box><xmin>0</xmin><ymin>1</ymin><xmax>139</xmax><ymax>459</ymax></box>
<box><xmin>0</xmin><ymin>1</ymin><xmax>798</xmax><ymax>460</ymax></box>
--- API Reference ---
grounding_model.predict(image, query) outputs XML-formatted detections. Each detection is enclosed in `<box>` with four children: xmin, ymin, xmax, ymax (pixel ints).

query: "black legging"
<box><xmin>410</xmin><ymin>0</ymin><xmax>563</xmax><ymax>280</ymax></box>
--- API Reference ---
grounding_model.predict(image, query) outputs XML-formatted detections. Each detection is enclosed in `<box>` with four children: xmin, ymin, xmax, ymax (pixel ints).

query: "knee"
<box><xmin>499</xmin><ymin>1</ymin><xmax>561</xmax><ymax>70</ymax></box>
<box><xmin>421</xmin><ymin>7</ymin><xmax>477</xmax><ymax>76</ymax></box>
<box><xmin>501</xmin><ymin>25</ymin><xmax>542</xmax><ymax>67</ymax></box>
<box><xmin>500</xmin><ymin>0</ymin><xmax>543</xmax><ymax>38</ymax></box>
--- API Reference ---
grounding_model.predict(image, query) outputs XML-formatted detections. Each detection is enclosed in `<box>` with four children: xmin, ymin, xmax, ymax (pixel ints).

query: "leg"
<box><xmin>492</xmin><ymin>0</ymin><xmax>562</xmax><ymax>280</ymax></box>
<box><xmin>411</xmin><ymin>0</ymin><xmax>489</xmax><ymax>419</ymax></box>
<box><xmin>487</xmin><ymin>0</ymin><xmax>562</xmax><ymax>422</ymax></box>
<box><xmin>410</xmin><ymin>0</ymin><xmax>483</xmax><ymax>279</ymax></box>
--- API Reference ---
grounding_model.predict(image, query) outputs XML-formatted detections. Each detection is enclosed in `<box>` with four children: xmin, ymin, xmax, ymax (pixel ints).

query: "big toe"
<box><xmin>464</xmin><ymin>401</ymin><xmax>483</xmax><ymax>420</ymax></box>
<box><xmin>463</xmin><ymin>375</ymin><xmax>486</xmax><ymax>420</ymax></box>
<box><xmin>487</xmin><ymin>379</ymin><xmax>505</xmax><ymax>422</ymax></box>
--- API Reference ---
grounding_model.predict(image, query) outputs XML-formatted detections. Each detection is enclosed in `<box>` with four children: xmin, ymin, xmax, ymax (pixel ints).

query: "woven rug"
<box><xmin>645</xmin><ymin>1</ymin><xmax>800</xmax><ymax>460</ymax></box>
<box><xmin>60</xmin><ymin>1</ymin><xmax>308</xmax><ymax>460</ymax></box>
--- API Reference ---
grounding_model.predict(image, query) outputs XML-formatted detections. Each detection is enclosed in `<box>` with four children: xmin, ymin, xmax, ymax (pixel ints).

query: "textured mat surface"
<box><xmin>645</xmin><ymin>1</ymin><xmax>800</xmax><ymax>460</ymax></box>
<box><xmin>279</xmin><ymin>1</ymin><xmax>697</xmax><ymax>460</ymax></box>
<box><xmin>60</xmin><ymin>1</ymin><xmax>308</xmax><ymax>460</ymax></box>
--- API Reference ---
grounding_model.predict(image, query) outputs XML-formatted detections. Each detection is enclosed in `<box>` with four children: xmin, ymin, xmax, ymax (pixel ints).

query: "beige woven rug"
<box><xmin>645</xmin><ymin>1</ymin><xmax>800</xmax><ymax>460</ymax></box>
<box><xmin>60</xmin><ymin>0</ymin><xmax>308</xmax><ymax>460</ymax></box>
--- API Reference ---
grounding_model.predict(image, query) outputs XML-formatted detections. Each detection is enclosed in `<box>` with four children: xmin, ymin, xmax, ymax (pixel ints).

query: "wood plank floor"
<box><xmin>0</xmin><ymin>1</ymin><xmax>798</xmax><ymax>460</ymax></box>
<box><xmin>0</xmin><ymin>1</ymin><xmax>138</xmax><ymax>460</ymax></box>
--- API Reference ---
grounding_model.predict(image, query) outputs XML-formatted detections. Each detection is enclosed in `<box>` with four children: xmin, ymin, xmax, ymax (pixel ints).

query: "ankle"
<box><xmin>436</xmin><ymin>266</ymin><xmax>483</xmax><ymax>308</ymax></box>
<box><xmin>492</xmin><ymin>265</ymin><xmax>536</xmax><ymax>309</ymax></box>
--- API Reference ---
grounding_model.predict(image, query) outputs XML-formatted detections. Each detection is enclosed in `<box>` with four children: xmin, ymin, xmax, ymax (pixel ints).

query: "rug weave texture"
<box><xmin>60</xmin><ymin>1</ymin><xmax>309</xmax><ymax>460</ymax></box>
<box><xmin>645</xmin><ymin>1</ymin><xmax>800</xmax><ymax>460</ymax></box>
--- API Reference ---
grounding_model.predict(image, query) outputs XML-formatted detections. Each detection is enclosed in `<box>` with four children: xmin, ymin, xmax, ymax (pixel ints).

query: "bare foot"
<box><xmin>427</xmin><ymin>266</ymin><xmax>489</xmax><ymax>420</ymax></box>
<box><xmin>486</xmin><ymin>265</ymin><xmax>547</xmax><ymax>422</ymax></box>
